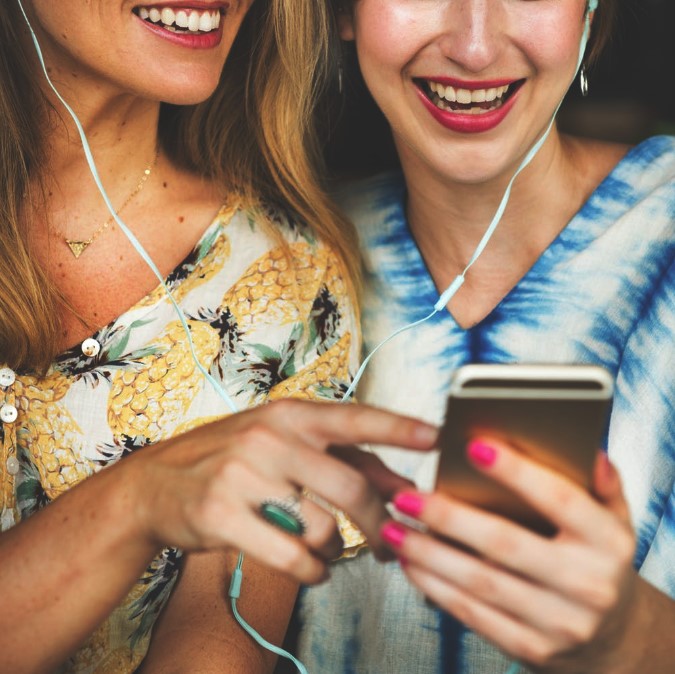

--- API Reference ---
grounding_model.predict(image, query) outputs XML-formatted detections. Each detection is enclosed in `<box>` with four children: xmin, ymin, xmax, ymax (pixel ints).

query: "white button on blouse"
<box><xmin>0</xmin><ymin>404</ymin><xmax>18</xmax><ymax>424</ymax></box>
<box><xmin>6</xmin><ymin>456</ymin><xmax>19</xmax><ymax>476</ymax></box>
<box><xmin>0</xmin><ymin>367</ymin><xmax>15</xmax><ymax>387</ymax></box>
<box><xmin>81</xmin><ymin>338</ymin><xmax>101</xmax><ymax>358</ymax></box>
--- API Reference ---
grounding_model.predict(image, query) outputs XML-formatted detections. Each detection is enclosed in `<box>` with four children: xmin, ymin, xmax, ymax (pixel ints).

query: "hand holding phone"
<box><xmin>434</xmin><ymin>364</ymin><xmax>613</xmax><ymax>534</ymax></box>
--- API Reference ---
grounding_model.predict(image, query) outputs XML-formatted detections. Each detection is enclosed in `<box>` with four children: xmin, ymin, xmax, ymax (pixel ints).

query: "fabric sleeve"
<box><xmin>610</xmin><ymin>255</ymin><xmax>675</xmax><ymax>598</ymax></box>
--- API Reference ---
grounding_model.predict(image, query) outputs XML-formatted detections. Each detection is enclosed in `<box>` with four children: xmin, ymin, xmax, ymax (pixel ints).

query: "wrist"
<box><xmin>577</xmin><ymin>576</ymin><xmax>660</xmax><ymax>674</ymax></box>
<box><xmin>103</xmin><ymin>448</ymin><xmax>165</xmax><ymax>555</ymax></box>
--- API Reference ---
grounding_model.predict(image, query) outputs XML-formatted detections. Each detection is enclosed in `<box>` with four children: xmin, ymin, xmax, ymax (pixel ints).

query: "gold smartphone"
<box><xmin>435</xmin><ymin>364</ymin><xmax>614</xmax><ymax>535</ymax></box>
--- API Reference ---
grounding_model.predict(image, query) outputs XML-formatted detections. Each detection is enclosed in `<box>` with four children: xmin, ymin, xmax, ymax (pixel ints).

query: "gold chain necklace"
<box><xmin>59</xmin><ymin>150</ymin><xmax>159</xmax><ymax>259</ymax></box>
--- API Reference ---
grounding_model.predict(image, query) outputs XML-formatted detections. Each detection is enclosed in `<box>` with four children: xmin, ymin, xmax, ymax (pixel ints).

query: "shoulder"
<box><xmin>329</xmin><ymin>171</ymin><xmax>413</xmax><ymax>269</ymax></box>
<box><xmin>618</xmin><ymin>135</ymin><xmax>675</xmax><ymax>171</ymax></box>
<box><xmin>563</xmin><ymin>135</ymin><xmax>675</xmax><ymax>243</ymax></box>
<box><xmin>229</xmin><ymin>198</ymin><xmax>319</xmax><ymax>248</ymax></box>
<box><xmin>576</xmin><ymin>135</ymin><xmax>675</xmax><ymax>198</ymax></box>
<box><xmin>561</xmin><ymin>134</ymin><xmax>675</xmax><ymax>215</ymax></box>
<box><xmin>218</xmin><ymin>198</ymin><xmax>348</xmax><ymax>289</ymax></box>
<box><xmin>331</xmin><ymin>171</ymin><xmax>406</xmax><ymax>233</ymax></box>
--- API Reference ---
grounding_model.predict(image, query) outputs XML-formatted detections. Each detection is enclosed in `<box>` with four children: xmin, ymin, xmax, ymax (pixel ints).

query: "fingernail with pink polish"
<box><xmin>380</xmin><ymin>521</ymin><xmax>407</xmax><ymax>549</ymax></box>
<box><xmin>467</xmin><ymin>439</ymin><xmax>497</xmax><ymax>467</ymax></box>
<box><xmin>393</xmin><ymin>492</ymin><xmax>425</xmax><ymax>518</ymax></box>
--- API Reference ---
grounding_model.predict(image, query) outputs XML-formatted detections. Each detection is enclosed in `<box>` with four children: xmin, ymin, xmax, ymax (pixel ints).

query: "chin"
<box><xmin>143</xmin><ymin>73</ymin><xmax>223</xmax><ymax>106</ymax></box>
<box><xmin>421</xmin><ymin>154</ymin><xmax>509</xmax><ymax>187</ymax></box>
<box><xmin>159</xmin><ymin>87</ymin><xmax>220</xmax><ymax>106</ymax></box>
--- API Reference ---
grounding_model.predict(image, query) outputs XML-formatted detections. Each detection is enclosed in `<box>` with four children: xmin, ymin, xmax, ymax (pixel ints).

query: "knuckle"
<box><xmin>184</xmin><ymin>498</ymin><xmax>227</xmax><ymax>543</ymax></box>
<box><xmin>213</xmin><ymin>456</ymin><xmax>250</xmax><ymax>486</ymax></box>
<box><xmin>465</xmin><ymin>568</ymin><xmax>498</xmax><ymax>598</ymax></box>
<box><xmin>238</xmin><ymin>422</ymin><xmax>280</xmax><ymax>451</ymax></box>
<box><xmin>345</xmin><ymin>405</ymin><xmax>369</xmax><ymax>434</ymax></box>
<box><xmin>578</xmin><ymin>616</ymin><xmax>599</xmax><ymax>644</ymax></box>
<box><xmin>485</xmin><ymin>527</ymin><xmax>520</xmax><ymax>559</ymax></box>
<box><xmin>588</xmin><ymin>580</ymin><xmax>619</xmax><ymax>612</ymax></box>
<box><xmin>266</xmin><ymin>398</ymin><xmax>300</xmax><ymax>418</ymax></box>
<box><xmin>558</xmin><ymin>614</ymin><xmax>597</xmax><ymax>646</ymax></box>
<box><xmin>612</xmin><ymin>529</ymin><xmax>636</xmax><ymax>564</ymax></box>
<box><xmin>521</xmin><ymin>637</ymin><xmax>556</xmax><ymax>666</ymax></box>
<box><xmin>548</xmin><ymin>482</ymin><xmax>576</xmax><ymax>510</ymax></box>
<box><xmin>272</xmin><ymin>541</ymin><xmax>307</xmax><ymax>574</ymax></box>
<box><xmin>308</xmin><ymin>510</ymin><xmax>340</xmax><ymax>545</ymax></box>
<box><xmin>334</xmin><ymin>471</ymin><xmax>372</xmax><ymax>509</ymax></box>
<box><xmin>424</xmin><ymin>494</ymin><xmax>457</xmax><ymax>532</ymax></box>
<box><xmin>446</xmin><ymin>594</ymin><xmax>477</xmax><ymax>629</ymax></box>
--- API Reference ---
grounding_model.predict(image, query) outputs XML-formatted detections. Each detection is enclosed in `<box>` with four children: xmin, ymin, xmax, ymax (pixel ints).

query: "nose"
<box><xmin>435</xmin><ymin>0</ymin><xmax>504</xmax><ymax>74</ymax></box>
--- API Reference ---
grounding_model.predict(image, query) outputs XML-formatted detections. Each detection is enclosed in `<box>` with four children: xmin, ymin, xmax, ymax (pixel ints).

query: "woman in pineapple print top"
<box><xmin>0</xmin><ymin>1</ymin><xmax>438</xmax><ymax>672</ymax></box>
<box><xmin>295</xmin><ymin>1</ymin><xmax>675</xmax><ymax>673</ymax></box>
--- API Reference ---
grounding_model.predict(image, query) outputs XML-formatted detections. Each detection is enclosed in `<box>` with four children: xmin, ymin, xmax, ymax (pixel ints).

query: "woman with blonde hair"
<box><xmin>0</xmin><ymin>1</ymin><xmax>438</xmax><ymax>671</ymax></box>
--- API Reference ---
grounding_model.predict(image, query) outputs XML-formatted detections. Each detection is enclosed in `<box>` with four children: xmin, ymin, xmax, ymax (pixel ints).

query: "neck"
<box><xmin>32</xmin><ymin>73</ymin><xmax>163</xmax><ymax>240</ymax></box>
<box><xmin>44</xmin><ymin>93</ymin><xmax>160</xmax><ymax>193</ymax></box>
<box><xmin>22</xmin><ymin>16</ymin><xmax>163</xmax><ymax>220</ymax></box>
<box><xmin>401</xmin><ymin>129</ymin><xmax>585</xmax><ymax>291</ymax></box>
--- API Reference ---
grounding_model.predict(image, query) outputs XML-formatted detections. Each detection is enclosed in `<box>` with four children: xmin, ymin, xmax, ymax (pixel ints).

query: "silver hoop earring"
<box><xmin>338</xmin><ymin>58</ymin><xmax>344</xmax><ymax>95</ymax></box>
<box><xmin>580</xmin><ymin>65</ymin><xmax>589</xmax><ymax>97</ymax></box>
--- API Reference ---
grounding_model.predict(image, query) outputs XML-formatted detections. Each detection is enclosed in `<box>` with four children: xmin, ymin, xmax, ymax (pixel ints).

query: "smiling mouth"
<box><xmin>417</xmin><ymin>78</ymin><xmax>524</xmax><ymax>115</ymax></box>
<box><xmin>133</xmin><ymin>6</ymin><xmax>223</xmax><ymax>33</ymax></box>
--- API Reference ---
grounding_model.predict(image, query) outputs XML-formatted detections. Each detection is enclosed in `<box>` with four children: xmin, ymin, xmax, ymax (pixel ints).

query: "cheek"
<box><xmin>514</xmin><ymin>3</ymin><xmax>587</xmax><ymax>73</ymax></box>
<box><xmin>522</xmin><ymin>30</ymin><xmax>581</xmax><ymax>69</ymax></box>
<box><xmin>352</xmin><ymin>0</ymin><xmax>434</xmax><ymax>69</ymax></box>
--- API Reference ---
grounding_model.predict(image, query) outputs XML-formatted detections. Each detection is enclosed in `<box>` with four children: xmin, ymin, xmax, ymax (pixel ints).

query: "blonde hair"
<box><xmin>0</xmin><ymin>0</ymin><xmax>358</xmax><ymax>373</ymax></box>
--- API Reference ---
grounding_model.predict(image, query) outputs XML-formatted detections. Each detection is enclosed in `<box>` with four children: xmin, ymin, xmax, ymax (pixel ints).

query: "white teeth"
<box><xmin>137</xmin><ymin>7</ymin><xmax>221</xmax><ymax>33</ymax></box>
<box><xmin>456</xmin><ymin>88</ymin><xmax>472</xmax><ymax>104</ymax></box>
<box><xmin>160</xmin><ymin>8</ymin><xmax>175</xmax><ymax>25</ymax></box>
<box><xmin>427</xmin><ymin>80</ymin><xmax>511</xmax><ymax>105</ymax></box>
<box><xmin>188</xmin><ymin>11</ymin><xmax>200</xmax><ymax>31</ymax></box>
<box><xmin>425</xmin><ymin>79</ymin><xmax>513</xmax><ymax>115</ymax></box>
<box><xmin>198</xmin><ymin>12</ymin><xmax>213</xmax><ymax>32</ymax></box>
<box><xmin>175</xmin><ymin>10</ymin><xmax>189</xmax><ymax>28</ymax></box>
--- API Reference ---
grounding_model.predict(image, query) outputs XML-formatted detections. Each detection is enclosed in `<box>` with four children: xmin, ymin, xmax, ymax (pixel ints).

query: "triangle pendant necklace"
<box><xmin>58</xmin><ymin>149</ymin><xmax>158</xmax><ymax>259</ymax></box>
<box><xmin>65</xmin><ymin>240</ymin><xmax>91</xmax><ymax>258</ymax></box>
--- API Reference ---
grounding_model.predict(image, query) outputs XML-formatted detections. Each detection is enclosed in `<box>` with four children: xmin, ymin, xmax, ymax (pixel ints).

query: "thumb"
<box><xmin>593</xmin><ymin>451</ymin><xmax>631</xmax><ymax>524</ymax></box>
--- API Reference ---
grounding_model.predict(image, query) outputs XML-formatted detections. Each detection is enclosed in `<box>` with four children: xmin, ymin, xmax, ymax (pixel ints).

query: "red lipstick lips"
<box><xmin>416</xmin><ymin>77</ymin><xmax>523</xmax><ymax>134</ymax></box>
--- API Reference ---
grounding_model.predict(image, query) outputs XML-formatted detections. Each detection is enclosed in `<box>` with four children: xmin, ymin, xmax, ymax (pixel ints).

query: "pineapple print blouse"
<box><xmin>0</xmin><ymin>200</ymin><xmax>361</xmax><ymax>673</ymax></box>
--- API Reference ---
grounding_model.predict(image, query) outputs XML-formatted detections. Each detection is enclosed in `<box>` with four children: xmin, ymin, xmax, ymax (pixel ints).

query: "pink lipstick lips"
<box><xmin>133</xmin><ymin>4</ymin><xmax>227</xmax><ymax>49</ymax></box>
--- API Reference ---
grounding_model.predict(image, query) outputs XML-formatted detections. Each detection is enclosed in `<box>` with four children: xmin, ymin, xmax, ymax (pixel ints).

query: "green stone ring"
<box><xmin>259</xmin><ymin>495</ymin><xmax>307</xmax><ymax>536</ymax></box>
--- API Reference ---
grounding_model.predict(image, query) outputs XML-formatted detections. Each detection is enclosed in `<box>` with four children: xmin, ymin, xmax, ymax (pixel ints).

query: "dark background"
<box><xmin>325</xmin><ymin>0</ymin><xmax>675</xmax><ymax>175</ymax></box>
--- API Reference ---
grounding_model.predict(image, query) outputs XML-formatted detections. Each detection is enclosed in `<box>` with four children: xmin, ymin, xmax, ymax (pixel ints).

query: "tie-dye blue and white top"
<box><xmin>295</xmin><ymin>135</ymin><xmax>675</xmax><ymax>674</ymax></box>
